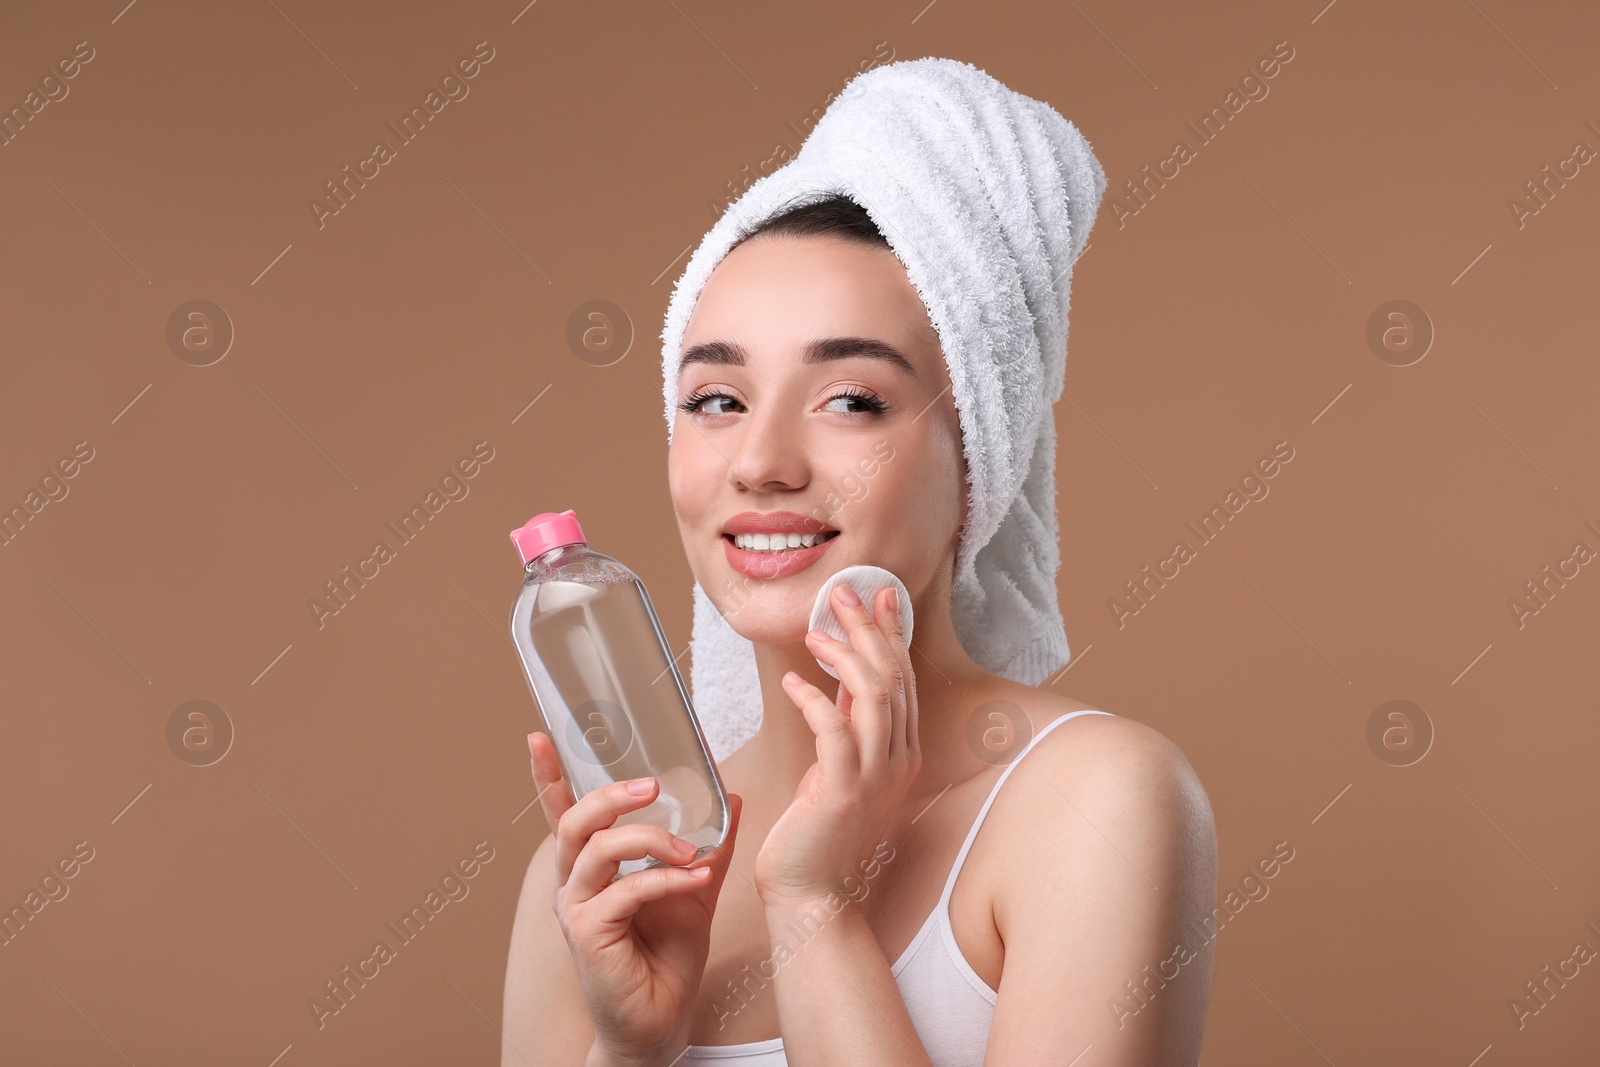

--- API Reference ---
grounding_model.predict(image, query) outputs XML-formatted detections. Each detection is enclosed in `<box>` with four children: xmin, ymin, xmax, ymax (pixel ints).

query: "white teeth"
<box><xmin>732</xmin><ymin>531</ymin><xmax>836</xmax><ymax>552</ymax></box>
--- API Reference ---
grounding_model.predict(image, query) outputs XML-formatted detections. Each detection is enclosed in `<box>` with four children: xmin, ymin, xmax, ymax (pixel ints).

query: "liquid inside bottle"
<box><xmin>510</xmin><ymin>511</ymin><xmax>728</xmax><ymax>878</ymax></box>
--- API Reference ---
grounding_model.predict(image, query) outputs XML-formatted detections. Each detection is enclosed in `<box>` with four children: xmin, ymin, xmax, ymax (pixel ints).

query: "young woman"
<box><xmin>501</xmin><ymin>193</ymin><xmax>1218</xmax><ymax>1066</ymax></box>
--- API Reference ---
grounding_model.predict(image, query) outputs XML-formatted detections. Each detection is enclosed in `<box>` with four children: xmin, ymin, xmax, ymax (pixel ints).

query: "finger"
<box><xmin>580</xmin><ymin>863</ymin><xmax>715</xmax><ymax>926</ymax></box>
<box><xmin>807</xmin><ymin>635</ymin><xmax>891</xmax><ymax>772</ymax></box>
<box><xmin>528</xmin><ymin>732</ymin><xmax>575</xmax><ymax>833</ymax></box>
<box><xmin>553</xmin><ymin>776</ymin><xmax>665</xmax><ymax>886</ymax></box>
<box><xmin>873</xmin><ymin>588</ymin><xmax>916</xmax><ymax>763</ymax></box>
<box><xmin>567</xmin><ymin>823</ymin><xmax>700</xmax><ymax>899</ymax></box>
<box><xmin>830</xmin><ymin>585</ymin><xmax>907</xmax><ymax>764</ymax></box>
<box><xmin>583</xmin><ymin>793</ymin><xmax>744</xmax><ymax>924</ymax></box>
<box><xmin>805</xmin><ymin>627</ymin><xmax>885</xmax><ymax>769</ymax></box>
<box><xmin>689</xmin><ymin>791</ymin><xmax>744</xmax><ymax>891</ymax></box>
<box><xmin>833</xmin><ymin>583</ymin><xmax>903</xmax><ymax>678</ymax></box>
<box><xmin>782</xmin><ymin>669</ymin><xmax>862</xmax><ymax>785</ymax></box>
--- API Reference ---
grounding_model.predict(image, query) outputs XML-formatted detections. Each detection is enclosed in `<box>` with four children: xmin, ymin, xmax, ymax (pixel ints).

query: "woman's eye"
<box><xmin>823</xmin><ymin>391</ymin><xmax>887</xmax><ymax>415</ymax></box>
<box><xmin>685</xmin><ymin>392</ymin><xmax>742</xmax><ymax>415</ymax></box>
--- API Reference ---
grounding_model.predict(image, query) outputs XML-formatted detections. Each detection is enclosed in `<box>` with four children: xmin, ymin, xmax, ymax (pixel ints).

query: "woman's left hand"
<box><xmin>753</xmin><ymin>584</ymin><xmax>923</xmax><ymax>910</ymax></box>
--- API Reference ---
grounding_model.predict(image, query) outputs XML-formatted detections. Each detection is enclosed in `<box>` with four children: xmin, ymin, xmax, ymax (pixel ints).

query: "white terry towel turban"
<box><xmin>659</xmin><ymin>56</ymin><xmax>1108</xmax><ymax>762</ymax></box>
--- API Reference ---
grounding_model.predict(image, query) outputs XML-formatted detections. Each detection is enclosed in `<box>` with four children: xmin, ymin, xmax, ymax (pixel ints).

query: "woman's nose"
<box><xmin>727</xmin><ymin>408</ymin><xmax>807</xmax><ymax>492</ymax></box>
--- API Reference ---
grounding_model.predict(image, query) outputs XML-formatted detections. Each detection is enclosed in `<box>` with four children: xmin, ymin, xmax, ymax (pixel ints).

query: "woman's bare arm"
<box><xmin>757</xmin><ymin>893</ymin><xmax>935</xmax><ymax>1066</ymax></box>
<box><xmin>502</xmin><ymin>832</ymin><xmax>597</xmax><ymax>1066</ymax></box>
<box><xmin>983</xmin><ymin>712</ymin><xmax>1218</xmax><ymax>1067</ymax></box>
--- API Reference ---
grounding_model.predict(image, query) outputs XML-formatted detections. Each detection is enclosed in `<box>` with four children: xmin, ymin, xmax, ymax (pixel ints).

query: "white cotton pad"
<box><xmin>808</xmin><ymin>565</ymin><xmax>915</xmax><ymax>680</ymax></box>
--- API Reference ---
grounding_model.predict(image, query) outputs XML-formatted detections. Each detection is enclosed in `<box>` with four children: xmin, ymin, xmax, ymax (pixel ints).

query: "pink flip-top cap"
<box><xmin>510</xmin><ymin>509</ymin><xmax>586</xmax><ymax>565</ymax></box>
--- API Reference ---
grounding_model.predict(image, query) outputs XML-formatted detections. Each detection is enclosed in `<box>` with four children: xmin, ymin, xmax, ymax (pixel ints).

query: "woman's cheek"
<box><xmin>666</xmin><ymin>445</ymin><xmax>706</xmax><ymax>530</ymax></box>
<box><xmin>666</xmin><ymin>451</ymin><xmax>686</xmax><ymax>517</ymax></box>
<box><xmin>898</xmin><ymin>429</ymin><xmax>965</xmax><ymax>542</ymax></box>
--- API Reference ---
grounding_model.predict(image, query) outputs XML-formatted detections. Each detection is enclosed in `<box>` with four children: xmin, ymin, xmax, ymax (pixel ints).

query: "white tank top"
<box><xmin>680</xmin><ymin>708</ymin><xmax>1113</xmax><ymax>1066</ymax></box>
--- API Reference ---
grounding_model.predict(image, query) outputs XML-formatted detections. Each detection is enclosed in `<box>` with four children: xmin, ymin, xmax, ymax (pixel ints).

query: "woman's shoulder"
<box><xmin>980</xmin><ymin>681</ymin><xmax>1211</xmax><ymax>841</ymax></box>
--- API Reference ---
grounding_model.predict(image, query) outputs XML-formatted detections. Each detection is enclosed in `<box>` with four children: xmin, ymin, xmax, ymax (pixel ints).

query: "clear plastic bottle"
<box><xmin>509</xmin><ymin>509</ymin><xmax>729</xmax><ymax>877</ymax></box>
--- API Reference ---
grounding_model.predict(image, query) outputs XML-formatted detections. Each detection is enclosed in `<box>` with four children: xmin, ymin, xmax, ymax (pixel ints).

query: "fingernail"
<box><xmin>672</xmin><ymin>836</ymin><xmax>694</xmax><ymax>854</ymax></box>
<box><xmin>807</xmin><ymin>629</ymin><xmax>833</xmax><ymax>642</ymax></box>
<box><xmin>626</xmin><ymin>777</ymin><xmax>654</xmax><ymax>795</ymax></box>
<box><xmin>836</xmin><ymin>585</ymin><xmax>862</xmax><ymax>607</ymax></box>
<box><xmin>527</xmin><ymin>732</ymin><xmax>536</xmax><ymax>758</ymax></box>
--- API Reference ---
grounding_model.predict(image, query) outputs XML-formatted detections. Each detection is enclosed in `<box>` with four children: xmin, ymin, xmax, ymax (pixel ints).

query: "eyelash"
<box><xmin>679</xmin><ymin>386</ymin><xmax>891</xmax><ymax>417</ymax></box>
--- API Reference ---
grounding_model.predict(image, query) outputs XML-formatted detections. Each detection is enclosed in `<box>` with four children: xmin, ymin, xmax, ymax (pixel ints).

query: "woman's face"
<box><xmin>668</xmin><ymin>233</ymin><xmax>967</xmax><ymax>645</ymax></box>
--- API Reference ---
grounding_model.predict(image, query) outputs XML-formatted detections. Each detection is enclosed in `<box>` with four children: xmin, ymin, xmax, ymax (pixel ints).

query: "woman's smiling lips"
<box><xmin>721</xmin><ymin>511</ymin><xmax>840</xmax><ymax>579</ymax></box>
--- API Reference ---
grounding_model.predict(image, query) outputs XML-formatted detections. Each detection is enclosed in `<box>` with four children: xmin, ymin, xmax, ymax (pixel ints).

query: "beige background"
<box><xmin>3</xmin><ymin>0</ymin><xmax>1598</xmax><ymax>1064</ymax></box>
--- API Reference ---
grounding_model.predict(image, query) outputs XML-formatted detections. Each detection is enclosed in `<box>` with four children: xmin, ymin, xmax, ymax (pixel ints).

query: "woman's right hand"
<box><xmin>529</xmin><ymin>732</ymin><xmax>742</xmax><ymax>1067</ymax></box>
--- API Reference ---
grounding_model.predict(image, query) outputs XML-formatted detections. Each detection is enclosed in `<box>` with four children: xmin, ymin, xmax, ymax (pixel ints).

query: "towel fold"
<box><xmin>659</xmin><ymin>57</ymin><xmax>1108</xmax><ymax>761</ymax></box>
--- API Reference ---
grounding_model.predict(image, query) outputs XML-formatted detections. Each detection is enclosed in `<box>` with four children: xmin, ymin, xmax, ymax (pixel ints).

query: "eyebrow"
<box><xmin>678</xmin><ymin>337</ymin><xmax>919</xmax><ymax>380</ymax></box>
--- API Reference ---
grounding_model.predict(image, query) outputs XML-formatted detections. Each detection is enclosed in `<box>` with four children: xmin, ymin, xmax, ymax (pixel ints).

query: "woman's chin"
<box><xmin>719</xmin><ymin>613</ymin><xmax>811</xmax><ymax>647</ymax></box>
